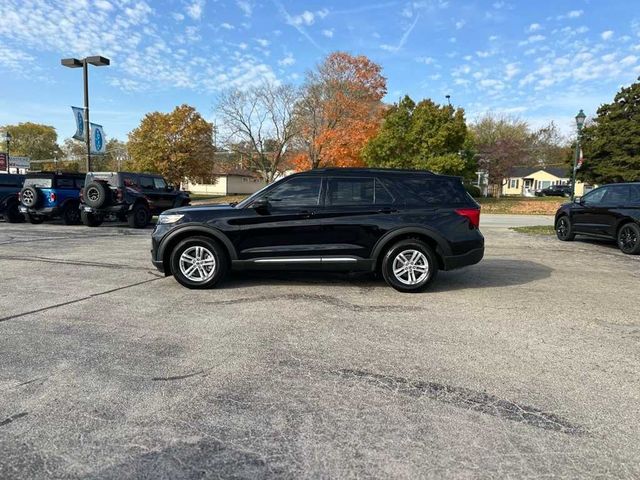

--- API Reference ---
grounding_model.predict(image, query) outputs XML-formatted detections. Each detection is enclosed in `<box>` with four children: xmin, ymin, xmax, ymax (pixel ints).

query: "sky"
<box><xmin>0</xmin><ymin>0</ymin><xmax>639</xmax><ymax>146</ymax></box>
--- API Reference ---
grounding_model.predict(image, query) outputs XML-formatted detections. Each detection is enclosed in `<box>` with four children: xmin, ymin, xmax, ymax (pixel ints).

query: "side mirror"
<box><xmin>573</xmin><ymin>196</ymin><xmax>582</xmax><ymax>205</ymax></box>
<box><xmin>252</xmin><ymin>197</ymin><xmax>270</xmax><ymax>212</ymax></box>
<box><xmin>166</xmin><ymin>185</ymin><xmax>175</xmax><ymax>192</ymax></box>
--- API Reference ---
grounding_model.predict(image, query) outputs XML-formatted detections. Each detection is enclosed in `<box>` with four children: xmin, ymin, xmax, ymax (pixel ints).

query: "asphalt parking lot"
<box><xmin>1</xmin><ymin>215</ymin><xmax>639</xmax><ymax>479</ymax></box>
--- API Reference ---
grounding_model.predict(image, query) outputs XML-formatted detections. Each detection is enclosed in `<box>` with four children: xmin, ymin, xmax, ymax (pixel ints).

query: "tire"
<box><xmin>127</xmin><ymin>203</ymin><xmax>151</xmax><ymax>228</ymax></box>
<box><xmin>555</xmin><ymin>216</ymin><xmax>575</xmax><ymax>241</ymax></box>
<box><xmin>20</xmin><ymin>186</ymin><xmax>41</xmax><ymax>209</ymax></box>
<box><xmin>170</xmin><ymin>236</ymin><xmax>228</xmax><ymax>289</ymax></box>
<box><xmin>62</xmin><ymin>202</ymin><xmax>81</xmax><ymax>225</ymax></box>
<box><xmin>381</xmin><ymin>239</ymin><xmax>438</xmax><ymax>293</ymax></box>
<box><xmin>617</xmin><ymin>223</ymin><xmax>640</xmax><ymax>255</ymax></box>
<box><xmin>4</xmin><ymin>201</ymin><xmax>24</xmax><ymax>223</ymax></box>
<box><xmin>84</xmin><ymin>182</ymin><xmax>110</xmax><ymax>208</ymax></box>
<box><xmin>25</xmin><ymin>213</ymin><xmax>45</xmax><ymax>224</ymax></box>
<box><xmin>81</xmin><ymin>210</ymin><xmax>104</xmax><ymax>227</ymax></box>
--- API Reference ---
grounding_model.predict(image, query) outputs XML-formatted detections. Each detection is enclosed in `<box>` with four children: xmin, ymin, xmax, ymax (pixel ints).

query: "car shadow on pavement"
<box><xmin>220</xmin><ymin>258</ymin><xmax>552</xmax><ymax>292</ymax></box>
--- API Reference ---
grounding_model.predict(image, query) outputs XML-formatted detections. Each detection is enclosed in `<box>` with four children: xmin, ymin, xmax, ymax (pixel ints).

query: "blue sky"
<box><xmin>0</xmin><ymin>0</ymin><xmax>639</xmax><ymax>144</ymax></box>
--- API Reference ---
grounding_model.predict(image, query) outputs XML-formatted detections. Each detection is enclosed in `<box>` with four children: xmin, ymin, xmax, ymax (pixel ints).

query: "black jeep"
<box><xmin>18</xmin><ymin>172</ymin><xmax>85</xmax><ymax>224</ymax></box>
<box><xmin>0</xmin><ymin>174</ymin><xmax>25</xmax><ymax>223</ymax></box>
<box><xmin>80</xmin><ymin>172</ymin><xmax>190</xmax><ymax>228</ymax></box>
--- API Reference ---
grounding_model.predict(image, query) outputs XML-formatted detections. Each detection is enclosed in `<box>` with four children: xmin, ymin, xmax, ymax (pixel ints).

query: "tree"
<box><xmin>363</xmin><ymin>95</ymin><xmax>473</xmax><ymax>176</ymax></box>
<box><xmin>470</xmin><ymin>114</ymin><xmax>531</xmax><ymax>196</ymax></box>
<box><xmin>127</xmin><ymin>105</ymin><xmax>216</xmax><ymax>185</ymax></box>
<box><xmin>580</xmin><ymin>78</ymin><xmax>640</xmax><ymax>183</ymax></box>
<box><xmin>2</xmin><ymin>122</ymin><xmax>62</xmax><ymax>163</ymax></box>
<box><xmin>293</xmin><ymin>52</ymin><xmax>387</xmax><ymax>169</ymax></box>
<box><xmin>216</xmin><ymin>83</ymin><xmax>298</xmax><ymax>182</ymax></box>
<box><xmin>529</xmin><ymin>122</ymin><xmax>571</xmax><ymax>168</ymax></box>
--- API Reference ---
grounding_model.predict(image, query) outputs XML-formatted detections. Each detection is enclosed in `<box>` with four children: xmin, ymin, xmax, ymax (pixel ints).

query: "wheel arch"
<box><xmin>371</xmin><ymin>227</ymin><xmax>451</xmax><ymax>271</ymax></box>
<box><xmin>159</xmin><ymin>225</ymin><xmax>237</xmax><ymax>274</ymax></box>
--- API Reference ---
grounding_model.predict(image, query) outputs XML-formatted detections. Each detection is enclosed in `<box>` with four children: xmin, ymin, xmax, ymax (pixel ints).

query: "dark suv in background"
<box><xmin>0</xmin><ymin>174</ymin><xmax>25</xmax><ymax>223</ymax></box>
<box><xmin>555</xmin><ymin>182</ymin><xmax>640</xmax><ymax>254</ymax></box>
<box><xmin>537</xmin><ymin>184</ymin><xmax>572</xmax><ymax>197</ymax></box>
<box><xmin>80</xmin><ymin>172</ymin><xmax>190</xmax><ymax>228</ymax></box>
<box><xmin>151</xmin><ymin>168</ymin><xmax>484</xmax><ymax>292</ymax></box>
<box><xmin>18</xmin><ymin>172</ymin><xmax>85</xmax><ymax>224</ymax></box>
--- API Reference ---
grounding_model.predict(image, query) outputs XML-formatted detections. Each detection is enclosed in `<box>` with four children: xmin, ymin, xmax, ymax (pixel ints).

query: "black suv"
<box><xmin>0</xmin><ymin>174</ymin><xmax>25</xmax><ymax>223</ymax></box>
<box><xmin>151</xmin><ymin>168</ymin><xmax>484</xmax><ymax>292</ymax></box>
<box><xmin>18</xmin><ymin>172</ymin><xmax>85</xmax><ymax>224</ymax></box>
<box><xmin>555</xmin><ymin>182</ymin><xmax>640</xmax><ymax>254</ymax></box>
<box><xmin>536</xmin><ymin>184</ymin><xmax>572</xmax><ymax>197</ymax></box>
<box><xmin>80</xmin><ymin>172</ymin><xmax>190</xmax><ymax>228</ymax></box>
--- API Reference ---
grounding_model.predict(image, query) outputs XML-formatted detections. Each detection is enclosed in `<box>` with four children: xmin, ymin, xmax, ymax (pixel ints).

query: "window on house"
<box><xmin>509</xmin><ymin>179</ymin><xmax>519</xmax><ymax>189</ymax></box>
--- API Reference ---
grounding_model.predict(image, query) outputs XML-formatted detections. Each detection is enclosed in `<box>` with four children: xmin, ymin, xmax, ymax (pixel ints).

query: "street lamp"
<box><xmin>1</xmin><ymin>130</ymin><xmax>10</xmax><ymax>173</ymax></box>
<box><xmin>571</xmin><ymin>109</ymin><xmax>587</xmax><ymax>200</ymax></box>
<box><xmin>61</xmin><ymin>55</ymin><xmax>110</xmax><ymax>172</ymax></box>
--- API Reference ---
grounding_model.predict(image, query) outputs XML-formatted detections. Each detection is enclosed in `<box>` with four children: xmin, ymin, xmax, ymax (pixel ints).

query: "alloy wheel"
<box><xmin>392</xmin><ymin>249</ymin><xmax>429</xmax><ymax>285</ymax></box>
<box><xmin>22</xmin><ymin>190</ymin><xmax>34</xmax><ymax>206</ymax></box>
<box><xmin>179</xmin><ymin>246</ymin><xmax>216</xmax><ymax>283</ymax></box>
<box><xmin>619</xmin><ymin>226</ymin><xmax>639</xmax><ymax>252</ymax></box>
<box><xmin>557</xmin><ymin>218</ymin><xmax>569</xmax><ymax>238</ymax></box>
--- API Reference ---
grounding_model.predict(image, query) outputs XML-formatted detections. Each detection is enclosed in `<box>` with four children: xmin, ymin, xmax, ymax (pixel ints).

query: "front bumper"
<box><xmin>81</xmin><ymin>204</ymin><xmax>130</xmax><ymax>215</ymax></box>
<box><xmin>442</xmin><ymin>247</ymin><xmax>484</xmax><ymax>271</ymax></box>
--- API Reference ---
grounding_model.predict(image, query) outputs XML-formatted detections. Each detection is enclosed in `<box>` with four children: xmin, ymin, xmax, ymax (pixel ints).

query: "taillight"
<box><xmin>455</xmin><ymin>208</ymin><xmax>480</xmax><ymax>229</ymax></box>
<box><xmin>49</xmin><ymin>192</ymin><xmax>56</xmax><ymax>202</ymax></box>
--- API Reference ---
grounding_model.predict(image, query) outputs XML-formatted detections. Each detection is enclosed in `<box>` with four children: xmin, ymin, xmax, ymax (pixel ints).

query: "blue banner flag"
<box><xmin>90</xmin><ymin>123</ymin><xmax>106</xmax><ymax>154</ymax></box>
<box><xmin>71</xmin><ymin>106</ymin><xmax>85</xmax><ymax>141</ymax></box>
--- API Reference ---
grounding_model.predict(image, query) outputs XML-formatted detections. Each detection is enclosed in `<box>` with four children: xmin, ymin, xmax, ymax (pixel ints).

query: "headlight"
<box><xmin>158</xmin><ymin>214</ymin><xmax>184</xmax><ymax>224</ymax></box>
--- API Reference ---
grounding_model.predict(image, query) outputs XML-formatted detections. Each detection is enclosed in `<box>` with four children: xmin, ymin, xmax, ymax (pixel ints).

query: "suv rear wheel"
<box><xmin>128</xmin><ymin>203</ymin><xmax>151</xmax><ymax>228</ymax></box>
<box><xmin>25</xmin><ymin>213</ymin><xmax>45</xmax><ymax>224</ymax></box>
<box><xmin>381</xmin><ymin>239</ymin><xmax>438</xmax><ymax>293</ymax></box>
<box><xmin>81</xmin><ymin>210</ymin><xmax>104</xmax><ymax>227</ymax></box>
<box><xmin>618</xmin><ymin>223</ymin><xmax>640</xmax><ymax>255</ymax></box>
<box><xmin>62</xmin><ymin>202</ymin><xmax>81</xmax><ymax>225</ymax></box>
<box><xmin>4</xmin><ymin>201</ymin><xmax>24</xmax><ymax>223</ymax></box>
<box><xmin>170</xmin><ymin>236</ymin><xmax>228</xmax><ymax>289</ymax></box>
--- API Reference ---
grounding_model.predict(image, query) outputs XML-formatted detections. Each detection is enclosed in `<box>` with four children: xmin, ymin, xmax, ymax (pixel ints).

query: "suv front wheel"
<box><xmin>170</xmin><ymin>236</ymin><xmax>228</xmax><ymax>289</ymax></box>
<box><xmin>381</xmin><ymin>239</ymin><xmax>438</xmax><ymax>293</ymax></box>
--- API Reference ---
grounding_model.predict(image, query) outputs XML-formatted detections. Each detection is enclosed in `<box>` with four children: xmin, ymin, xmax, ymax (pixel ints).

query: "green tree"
<box><xmin>127</xmin><ymin>105</ymin><xmax>216</xmax><ymax>184</ymax></box>
<box><xmin>580</xmin><ymin>78</ymin><xmax>640</xmax><ymax>183</ymax></box>
<box><xmin>363</xmin><ymin>95</ymin><xmax>472</xmax><ymax>176</ymax></box>
<box><xmin>3</xmin><ymin>122</ymin><xmax>62</xmax><ymax>162</ymax></box>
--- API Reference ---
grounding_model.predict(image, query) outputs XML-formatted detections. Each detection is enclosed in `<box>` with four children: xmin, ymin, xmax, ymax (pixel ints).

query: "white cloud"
<box><xmin>601</xmin><ymin>30</ymin><xmax>614</xmax><ymax>40</ymax></box>
<box><xmin>417</xmin><ymin>56</ymin><xmax>435</xmax><ymax>64</ymax></box>
<box><xmin>278</xmin><ymin>53</ymin><xmax>295</xmax><ymax>66</ymax></box>
<box><xmin>567</xmin><ymin>10</ymin><xmax>583</xmax><ymax>18</ymax></box>
<box><xmin>476</xmin><ymin>50</ymin><xmax>491</xmax><ymax>58</ymax></box>
<box><xmin>322</xmin><ymin>29</ymin><xmax>334</xmax><ymax>38</ymax></box>
<box><xmin>255</xmin><ymin>38</ymin><xmax>269</xmax><ymax>47</ymax></box>
<box><xmin>172</xmin><ymin>12</ymin><xmax>185</xmax><ymax>21</ymax></box>
<box><xmin>528</xmin><ymin>34</ymin><xmax>545</xmax><ymax>42</ymax></box>
<box><xmin>505</xmin><ymin>63</ymin><xmax>520</xmax><ymax>79</ymax></box>
<box><xmin>236</xmin><ymin>1</ymin><xmax>253</xmax><ymax>17</ymax></box>
<box><xmin>528</xmin><ymin>23</ymin><xmax>541</xmax><ymax>32</ymax></box>
<box><xmin>380</xmin><ymin>13</ymin><xmax>420</xmax><ymax>53</ymax></box>
<box><xmin>220</xmin><ymin>22</ymin><xmax>234</xmax><ymax>30</ymax></box>
<box><xmin>455</xmin><ymin>20</ymin><xmax>465</xmax><ymax>29</ymax></box>
<box><xmin>0</xmin><ymin>43</ymin><xmax>35</xmax><ymax>72</ymax></box>
<box><xmin>289</xmin><ymin>10</ymin><xmax>316</xmax><ymax>26</ymax></box>
<box><xmin>620</xmin><ymin>55</ymin><xmax>638</xmax><ymax>66</ymax></box>
<box><xmin>95</xmin><ymin>0</ymin><xmax>113</xmax><ymax>11</ymax></box>
<box><xmin>186</xmin><ymin>0</ymin><xmax>205</xmax><ymax>20</ymax></box>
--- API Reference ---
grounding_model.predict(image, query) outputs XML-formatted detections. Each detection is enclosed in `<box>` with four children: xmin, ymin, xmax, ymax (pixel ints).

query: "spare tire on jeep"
<box><xmin>84</xmin><ymin>181</ymin><xmax>111</xmax><ymax>208</ymax></box>
<box><xmin>20</xmin><ymin>185</ymin><xmax>41</xmax><ymax>209</ymax></box>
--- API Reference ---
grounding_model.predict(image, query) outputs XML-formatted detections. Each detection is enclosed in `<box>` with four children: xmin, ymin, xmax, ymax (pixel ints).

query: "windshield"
<box><xmin>24</xmin><ymin>178</ymin><xmax>53</xmax><ymax>188</ymax></box>
<box><xmin>235</xmin><ymin>177</ymin><xmax>285</xmax><ymax>208</ymax></box>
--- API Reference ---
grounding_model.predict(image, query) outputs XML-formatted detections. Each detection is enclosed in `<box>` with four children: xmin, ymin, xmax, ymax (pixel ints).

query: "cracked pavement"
<box><xmin>1</xmin><ymin>215</ymin><xmax>639</xmax><ymax>479</ymax></box>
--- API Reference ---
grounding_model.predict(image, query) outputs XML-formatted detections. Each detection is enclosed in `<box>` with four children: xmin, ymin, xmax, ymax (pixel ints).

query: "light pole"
<box><xmin>571</xmin><ymin>109</ymin><xmax>586</xmax><ymax>200</ymax></box>
<box><xmin>61</xmin><ymin>56</ymin><xmax>110</xmax><ymax>172</ymax></box>
<box><xmin>1</xmin><ymin>131</ymin><xmax>10</xmax><ymax>173</ymax></box>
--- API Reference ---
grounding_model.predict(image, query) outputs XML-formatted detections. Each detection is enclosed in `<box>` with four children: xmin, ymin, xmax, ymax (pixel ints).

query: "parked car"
<box><xmin>555</xmin><ymin>182</ymin><xmax>640</xmax><ymax>254</ymax></box>
<box><xmin>536</xmin><ymin>184</ymin><xmax>572</xmax><ymax>197</ymax></box>
<box><xmin>80</xmin><ymin>172</ymin><xmax>190</xmax><ymax>228</ymax></box>
<box><xmin>0</xmin><ymin>174</ymin><xmax>26</xmax><ymax>223</ymax></box>
<box><xmin>150</xmin><ymin>168</ymin><xmax>484</xmax><ymax>292</ymax></box>
<box><xmin>18</xmin><ymin>172</ymin><xmax>85</xmax><ymax>224</ymax></box>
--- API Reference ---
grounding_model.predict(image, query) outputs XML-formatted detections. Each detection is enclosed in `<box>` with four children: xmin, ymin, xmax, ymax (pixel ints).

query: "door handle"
<box><xmin>378</xmin><ymin>207</ymin><xmax>397</xmax><ymax>214</ymax></box>
<box><xmin>299</xmin><ymin>210</ymin><xmax>315</xmax><ymax>216</ymax></box>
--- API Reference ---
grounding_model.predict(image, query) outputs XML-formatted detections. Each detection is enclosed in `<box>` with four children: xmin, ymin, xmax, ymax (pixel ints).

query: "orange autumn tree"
<box><xmin>293</xmin><ymin>52</ymin><xmax>387</xmax><ymax>170</ymax></box>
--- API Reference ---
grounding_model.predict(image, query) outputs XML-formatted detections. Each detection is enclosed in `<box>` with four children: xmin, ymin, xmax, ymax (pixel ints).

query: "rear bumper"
<box><xmin>19</xmin><ymin>206</ymin><xmax>58</xmax><ymax>216</ymax></box>
<box><xmin>442</xmin><ymin>247</ymin><xmax>484</xmax><ymax>271</ymax></box>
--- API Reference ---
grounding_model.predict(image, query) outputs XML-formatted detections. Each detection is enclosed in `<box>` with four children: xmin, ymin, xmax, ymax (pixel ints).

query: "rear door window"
<box><xmin>56</xmin><ymin>177</ymin><xmax>74</xmax><ymax>188</ymax></box>
<box><xmin>140</xmin><ymin>176</ymin><xmax>155</xmax><ymax>190</ymax></box>
<box><xmin>153</xmin><ymin>177</ymin><xmax>167</xmax><ymax>190</ymax></box>
<box><xmin>391</xmin><ymin>176</ymin><xmax>469</xmax><ymax>206</ymax></box>
<box><xmin>604</xmin><ymin>185</ymin><xmax>630</xmax><ymax>204</ymax></box>
<box><xmin>24</xmin><ymin>178</ymin><xmax>53</xmax><ymax>188</ymax></box>
<box><xmin>327</xmin><ymin>177</ymin><xmax>394</xmax><ymax>206</ymax></box>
